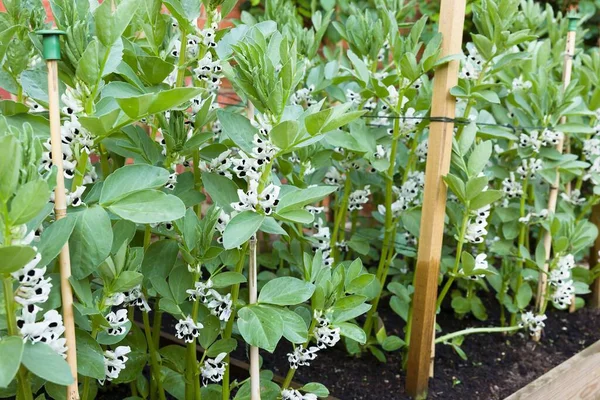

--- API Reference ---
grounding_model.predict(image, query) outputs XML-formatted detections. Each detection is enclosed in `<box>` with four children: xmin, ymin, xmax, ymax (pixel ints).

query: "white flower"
<box><xmin>348</xmin><ymin>185</ymin><xmax>371</xmax><ymax>212</ymax></box>
<box><xmin>165</xmin><ymin>173</ymin><xmax>177</xmax><ymax>190</ymax></box>
<box><xmin>101</xmin><ymin>346</ymin><xmax>131</xmax><ymax>384</ymax></box>
<box><xmin>206</xmin><ymin>290</ymin><xmax>232</xmax><ymax>321</ymax></box>
<box><xmin>511</xmin><ymin>76</ymin><xmax>532</xmax><ymax>91</ymax></box>
<box><xmin>464</xmin><ymin>220</ymin><xmax>487</xmax><ymax>244</ymax></box>
<box><xmin>105</xmin><ymin>309</ymin><xmax>128</xmax><ymax>336</ymax></box>
<box><xmin>18</xmin><ymin>306</ymin><xmax>67</xmax><ymax>358</ymax></box>
<box><xmin>61</xmin><ymin>85</ymin><xmax>84</xmax><ymax>116</ymax></box>
<box><xmin>306</xmin><ymin>206</ymin><xmax>324</xmax><ymax>215</ymax></box>
<box><xmin>459</xmin><ymin>60</ymin><xmax>479</xmax><ymax>80</ymax></box>
<box><xmin>187</xmin><ymin>279</ymin><xmax>213</xmax><ymax>302</ymax></box>
<box><xmin>291</xmin><ymin>86</ymin><xmax>317</xmax><ymax>107</ymax></box>
<box><xmin>583</xmin><ymin>138</ymin><xmax>600</xmax><ymax>161</ymax></box>
<box><xmin>67</xmin><ymin>186</ymin><xmax>86</xmax><ymax>207</ymax></box>
<box><xmin>561</xmin><ymin>189</ymin><xmax>586</xmax><ymax>205</ymax></box>
<box><xmin>313</xmin><ymin>311</ymin><xmax>340</xmax><ymax>349</ymax></box>
<box><xmin>105</xmin><ymin>293</ymin><xmax>125</xmax><ymax>307</ymax></box>
<box><xmin>324</xmin><ymin>167</ymin><xmax>345</xmax><ymax>186</ymax></box>
<box><xmin>175</xmin><ymin>316</ymin><xmax>203</xmax><ymax>343</ymax></box>
<box><xmin>541</xmin><ymin>129</ymin><xmax>563</xmax><ymax>147</ymax></box>
<box><xmin>517</xmin><ymin>158</ymin><xmax>543</xmax><ymax>179</ymax></box>
<box><xmin>215</xmin><ymin>210</ymin><xmax>230</xmax><ymax>234</ymax></box>
<box><xmin>123</xmin><ymin>286</ymin><xmax>151</xmax><ymax>312</ymax></box>
<box><xmin>374</xmin><ymin>145</ymin><xmax>387</xmax><ymax>159</ymax></box>
<box><xmin>502</xmin><ymin>172</ymin><xmax>523</xmax><ymax>198</ymax></box>
<box><xmin>346</xmin><ymin>89</ymin><xmax>362</xmax><ymax>105</ymax></box>
<box><xmin>416</xmin><ymin>140</ymin><xmax>428</xmax><ymax>162</ymax></box>
<box><xmin>199</xmin><ymin>150</ymin><xmax>233</xmax><ymax>179</ymax></box>
<box><xmin>200</xmin><ymin>352</ymin><xmax>227</xmax><ymax>386</ymax></box>
<box><xmin>519</xmin><ymin>131</ymin><xmax>542</xmax><ymax>153</ymax></box>
<box><xmin>231</xmin><ymin>179</ymin><xmax>280</xmax><ymax>215</ymax></box>
<box><xmin>13</xmin><ymin>253</ymin><xmax>52</xmax><ymax>306</ymax></box>
<box><xmin>230</xmin><ymin>152</ymin><xmax>261</xmax><ymax>180</ymax></box>
<box><xmin>287</xmin><ymin>345</ymin><xmax>319</xmax><ymax>369</ymax></box>
<box><xmin>520</xmin><ymin>312</ymin><xmax>547</xmax><ymax>335</ymax></box>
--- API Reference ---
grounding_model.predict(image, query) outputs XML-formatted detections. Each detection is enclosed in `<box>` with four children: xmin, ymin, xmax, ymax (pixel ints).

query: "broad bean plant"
<box><xmin>0</xmin><ymin>0</ymin><xmax>599</xmax><ymax>398</ymax></box>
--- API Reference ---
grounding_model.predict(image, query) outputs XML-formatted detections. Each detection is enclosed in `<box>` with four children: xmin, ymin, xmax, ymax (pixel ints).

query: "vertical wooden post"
<box><xmin>589</xmin><ymin>204</ymin><xmax>600</xmax><ymax>308</ymax></box>
<box><xmin>248</xmin><ymin>237</ymin><xmax>260</xmax><ymax>400</ymax></box>
<box><xmin>38</xmin><ymin>30</ymin><xmax>80</xmax><ymax>400</ymax></box>
<box><xmin>405</xmin><ymin>1</ymin><xmax>466</xmax><ymax>397</ymax></box>
<box><xmin>535</xmin><ymin>15</ymin><xmax>578</xmax><ymax>321</ymax></box>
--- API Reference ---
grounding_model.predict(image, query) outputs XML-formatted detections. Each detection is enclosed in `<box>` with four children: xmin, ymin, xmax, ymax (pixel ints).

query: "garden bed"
<box><xmin>243</xmin><ymin>304</ymin><xmax>600</xmax><ymax>400</ymax></box>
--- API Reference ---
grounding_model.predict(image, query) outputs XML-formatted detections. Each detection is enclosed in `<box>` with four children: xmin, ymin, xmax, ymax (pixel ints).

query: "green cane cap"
<box><xmin>566</xmin><ymin>11</ymin><xmax>580</xmax><ymax>32</ymax></box>
<box><xmin>37</xmin><ymin>29</ymin><xmax>66</xmax><ymax>61</ymax></box>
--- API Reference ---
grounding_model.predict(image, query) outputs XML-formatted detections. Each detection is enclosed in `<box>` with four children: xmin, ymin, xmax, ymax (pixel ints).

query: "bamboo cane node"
<box><xmin>55</xmin><ymin>208</ymin><xmax>67</xmax><ymax>218</ymax></box>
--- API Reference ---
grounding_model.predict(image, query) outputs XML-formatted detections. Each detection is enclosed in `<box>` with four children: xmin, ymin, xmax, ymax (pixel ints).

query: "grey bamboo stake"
<box><xmin>535</xmin><ymin>14</ymin><xmax>579</xmax><ymax>327</ymax></box>
<box><xmin>405</xmin><ymin>0</ymin><xmax>466</xmax><ymax>397</ymax></box>
<box><xmin>38</xmin><ymin>29</ymin><xmax>80</xmax><ymax>400</ymax></box>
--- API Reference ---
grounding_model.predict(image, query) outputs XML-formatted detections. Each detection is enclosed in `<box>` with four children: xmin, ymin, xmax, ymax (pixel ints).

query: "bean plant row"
<box><xmin>0</xmin><ymin>0</ymin><xmax>599</xmax><ymax>399</ymax></box>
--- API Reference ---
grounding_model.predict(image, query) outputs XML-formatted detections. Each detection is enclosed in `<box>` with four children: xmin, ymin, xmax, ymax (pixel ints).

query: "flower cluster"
<box><xmin>186</xmin><ymin>279</ymin><xmax>233</xmax><ymax>321</ymax></box>
<box><xmin>200</xmin><ymin>352</ymin><xmax>227</xmax><ymax>386</ymax></box>
<box><xmin>348</xmin><ymin>185</ymin><xmax>371</xmax><ymax>212</ymax></box>
<box><xmin>520</xmin><ymin>311</ymin><xmax>547</xmax><ymax>336</ymax></box>
<box><xmin>12</xmin><ymin>252</ymin><xmax>51</xmax><ymax>306</ymax></box>
<box><xmin>232</xmin><ymin>179</ymin><xmax>281</xmax><ymax>215</ymax></box>
<box><xmin>311</xmin><ymin>219</ymin><xmax>334</xmax><ymax>267</ymax></box>
<box><xmin>465</xmin><ymin>204</ymin><xmax>491</xmax><ymax>244</ymax></box>
<box><xmin>18</xmin><ymin>306</ymin><xmax>67</xmax><ymax>357</ymax></box>
<box><xmin>281</xmin><ymin>389</ymin><xmax>317</xmax><ymax>400</ymax></box>
<box><xmin>105</xmin><ymin>309</ymin><xmax>129</xmax><ymax>336</ymax></box>
<box><xmin>286</xmin><ymin>311</ymin><xmax>340</xmax><ymax>370</ymax></box>
<box><xmin>175</xmin><ymin>316</ymin><xmax>204</xmax><ymax>343</ymax></box>
<box><xmin>459</xmin><ymin>44</ymin><xmax>484</xmax><ymax>80</ymax></box>
<box><xmin>549</xmin><ymin>254</ymin><xmax>576</xmax><ymax>309</ymax></box>
<box><xmin>100</xmin><ymin>346</ymin><xmax>131</xmax><ymax>384</ymax></box>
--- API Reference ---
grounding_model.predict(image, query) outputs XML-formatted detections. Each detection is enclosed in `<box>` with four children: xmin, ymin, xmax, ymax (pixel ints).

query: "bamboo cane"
<box><xmin>38</xmin><ymin>30</ymin><xmax>80</xmax><ymax>400</ymax></box>
<box><xmin>535</xmin><ymin>15</ymin><xmax>579</xmax><ymax>329</ymax></box>
<box><xmin>248</xmin><ymin>236</ymin><xmax>260</xmax><ymax>400</ymax></box>
<box><xmin>405</xmin><ymin>0</ymin><xmax>466</xmax><ymax>397</ymax></box>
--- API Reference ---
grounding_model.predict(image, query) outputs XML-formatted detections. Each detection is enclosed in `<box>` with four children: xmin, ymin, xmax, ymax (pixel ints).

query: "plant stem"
<box><xmin>221</xmin><ymin>244</ymin><xmax>248</xmax><ymax>400</ymax></box>
<box><xmin>186</xmin><ymin>272</ymin><xmax>201</xmax><ymax>400</ymax></box>
<box><xmin>71</xmin><ymin>150</ymin><xmax>89</xmax><ymax>191</ymax></box>
<box><xmin>331</xmin><ymin>176</ymin><xmax>352</xmax><ymax>263</ymax></box>
<box><xmin>282</xmin><ymin>318</ymin><xmax>318</xmax><ymax>389</ymax></box>
<box><xmin>99</xmin><ymin>144</ymin><xmax>111</xmax><ymax>179</ymax></box>
<box><xmin>143</xmin><ymin>311</ymin><xmax>166</xmax><ymax>400</ymax></box>
<box><xmin>81</xmin><ymin>328</ymin><xmax>99</xmax><ymax>400</ymax></box>
<box><xmin>434</xmin><ymin>325</ymin><xmax>521</xmax><ymax>344</ymax></box>
<box><xmin>436</xmin><ymin>210</ymin><xmax>471</xmax><ymax>310</ymax></box>
<box><xmin>510</xmin><ymin>178</ymin><xmax>529</xmax><ymax>326</ymax></box>
<box><xmin>362</xmin><ymin>105</ymin><xmax>401</xmax><ymax>340</ymax></box>
<box><xmin>3</xmin><ymin>276</ymin><xmax>33</xmax><ymax>400</ymax></box>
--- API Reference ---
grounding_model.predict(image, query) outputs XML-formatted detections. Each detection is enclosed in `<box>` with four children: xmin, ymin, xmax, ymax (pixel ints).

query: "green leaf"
<box><xmin>465</xmin><ymin>176</ymin><xmax>488</xmax><ymax>201</ymax></box>
<box><xmin>276</xmin><ymin>186</ymin><xmax>337</xmax><ymax>213</ymax></box>
<box><xmin>217</xmin><ymin>110</ymin><xmax>257</xmax><ymax>154</ymax></box>
<box><xmin>381</xmin><ymin>335</ymin><xmax>405</xmax><ymax>352</ymax></box>
<box><xmin>469</xmin><ymin>190</ymin><xmax>503</xmax><ymax>210</ymax></box>
<box><xmin>516</xmin><ymin>284</ymin><xmax>533</xmax><ymax>309</ymax></box>
<box><xmin>38</xmin><ymin>215</ymin><xmax>77</xmax><ymax>268</ymax></box>
<box><xmin>111</xmin><ymin>271</ymin><xmax>144</xmax><ymax>293</ymax></box>
<box><xmin>22</xmin><ymin>342</ymin><xmax>74</xmax><ymax>385</ymax></box>
<box><xmin>94</xmin><ymin>0</ymin><xmax>139</xmax><ymax>46</ymax></box>
<box><xmin>199</xmin><ymin>315</ymin><xmax>221</xmax><ymax>350</ymax></box>
<box><xmin>347</xmin><ymin>49</ymin><xmax>369</xmax><ymax>83</ymax></box>
<box><xmin>443</xmin><ymin>174</ymin><xmax>466</xmax><ymax>203</ymax></box>
<box><xmin>75</xmin><ymin>329</ymin><xmax>105</xmax><ymax>380</ymax></box>
<box><xmin>206</xmin><ymin>338</ymin><xmax>237</xmax><ymax>358</ymax></box>
<box><xmin>337</xmin><ymin>322</ymin><xmax>367</xmax><ymax>344</ymax></box>
<box><xmin>270</xmin><ymin>120</ymin><xmax>299</xmax><ymax>151</ymax></box>
<box><xmin>222</xmin><ymin>211</ymin><xmax>265</xmax><ymax>250</ymax></box>
<box><xmin>0</xmin><ymin>246</ymin><xmax>36</xmax><ymax>274</ymax></box>
<box><xmin>237</xmin><ymin>305</ymin><xmax>283</xmax><ymax>353</ymax></box>
<box><xmin>116</xmin><ymin>88</ymin><xmax>202</xmax><ymax>121</ymax></box>
<box><xmin>258</xmin><ymin>277</ymin><xmax>315</xmax><ymax>306</ymax></box>
<box><xmin>211</xmin><ymin>272</ymin><xmax>247</xmax><ymax>288</ymax></box>
<box><xmin>8</xmin><ymin>180</ymin><xmax>49</xmax><ymax>225</ymax></box>
<box><xmin>106</xmin><ymin>190</ymin><xmax>186</xmax><ymax>224</ymax></box>
<box><xmin>69</xmin><ymin>206</ymin><xmax>113</xmax><ymax>279</ymax></box>
<box><xmin>451</xmin><ymin>296</ymin><xmax>470</xmax><ymax>314</ymax></box>
<box><xmin>0</xmin><ymin>336</ymin><xmax>24</xmax><ymax>388</ymax></box>
<box><xmin>76</xmin><ymin>39</ymin><xmax>124</xmax><ymax>85</ymax></box>
<box><xmin>100</xmin><ymin>164</ymin><xmax>170</xmax><ymax>204</ymax></box>
<box><xmin>467</xmin><ymin>141</ymin><xmax>492</xmax><ymax>177</ymax></box>
<box><xmin>300</xmin><ymin>383</ymin><xmax>329</xmax><ymax>397</ymax></box>
<box><xmin>202</xmin><ymin>173</ymin><xmax>239</xmax><ymax>213</ymax></box>
<box><xmin>0</xmin><ymin>135</ymin><xmax>20</xmax><ymax>201</ymax></box>
<box><xmin>276</xmin><ymin>307</ymin><xmax>308</xmax><ymax>343</ymax></box>
<box><xmin>274</xmin><ymin>210</ymin><xmax>314</xmax><ymax>224</ymax></box>
<box><xmin>259</xmin><ymin>217</ymin><xmax>288</xmax><ymax>236</ymax></box>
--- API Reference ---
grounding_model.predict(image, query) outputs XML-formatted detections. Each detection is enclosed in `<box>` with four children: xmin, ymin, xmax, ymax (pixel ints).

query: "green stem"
<box><xmin>71</xmin><ymin>150</ymin><xmax>89</xmax><ymax>191</ymax></box>
<box><xmin>331</xmin><ymin>176</ymin><xmax>352</xmax><ymax>263</ymax></box>
<box><xmin>143</xmin><ymin>311</ymin><xmax>166</xmax><ymax>400</ymax></box>
<box><xmin>510</xmin><ymin>178</ymin><xmax>529</xmax><ymax>326</ymax></box>
<box><xmin>193</xmin><ymin>150</ymin><xmax>202</xmax><ymax>217</ymax></box>
<box><xmin>222</xmin><ymin>244</ymin><xmax>248</xmax><ymax>400</ymax></box>
<box><xmin>362</xmin><ymin>105</ymin><xmax>402</xmax><ymax>340</ymax></box>
<box><xmin>175</xmin><ymin>29</ymin><xmax>188</xmax><ymax>88</ymax></box>
<box><xmin>436</xmin><ymin>210</ymin><xmax>471</xmax><ymax>310</ymax></box>
<box><xmin>99</xmin><ymin>145</ymin><xmax>110</xmax><ymax>179</ymax></box>
<box><xmin>81</xmin><ymin>328</ymin><xmax>99</xmax><ymax>400</ymax></box>
<box><xmin>434</xmin><ymin>325</ymin><xmax>521</xmax><ymax>344</ymax></box>
<box><xmin>3</xmin><ymin>276</ymin><xmax>33</xmax><ymax>400</ymax></box>
<box><xmin>282</xmin><ymin>319</ymin><xmax>318</xmax><ymax>389</ymax></box>
<box><xmin>186</xmin><ymin>272</ymin><xmax>201</xmax><ymax>400</ymax></box>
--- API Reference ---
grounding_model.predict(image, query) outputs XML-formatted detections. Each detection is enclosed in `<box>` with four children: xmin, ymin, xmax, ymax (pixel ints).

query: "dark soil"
<box><xmin>235</xmin><ymin>302</ymin><xmax>600</xmax><ymax>400</ymax></box>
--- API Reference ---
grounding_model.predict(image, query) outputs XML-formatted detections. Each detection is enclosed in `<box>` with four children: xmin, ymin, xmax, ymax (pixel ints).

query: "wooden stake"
<box><xmin>40</xmin><ymin>30</ymin><xmax>80</xmax><ymax>399</ymax></box>
<box><xmin>589</xmin><ymin>203</ymin><xmax>600</xmax><ymax>308</ymax></box>
<box><xmin>248</xmin><ymin>236</ymin><xmax>260</xmax><ymax>400</ymax></box>
<box><xmin>535</xmin><ymin>17</ymin><xmax>578</xmax><ymax>324</ymax></box>
<box><xmin>405</xmin><ymin>0</ymin><xmax>466</xmax><ymax>397</ymax></box>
